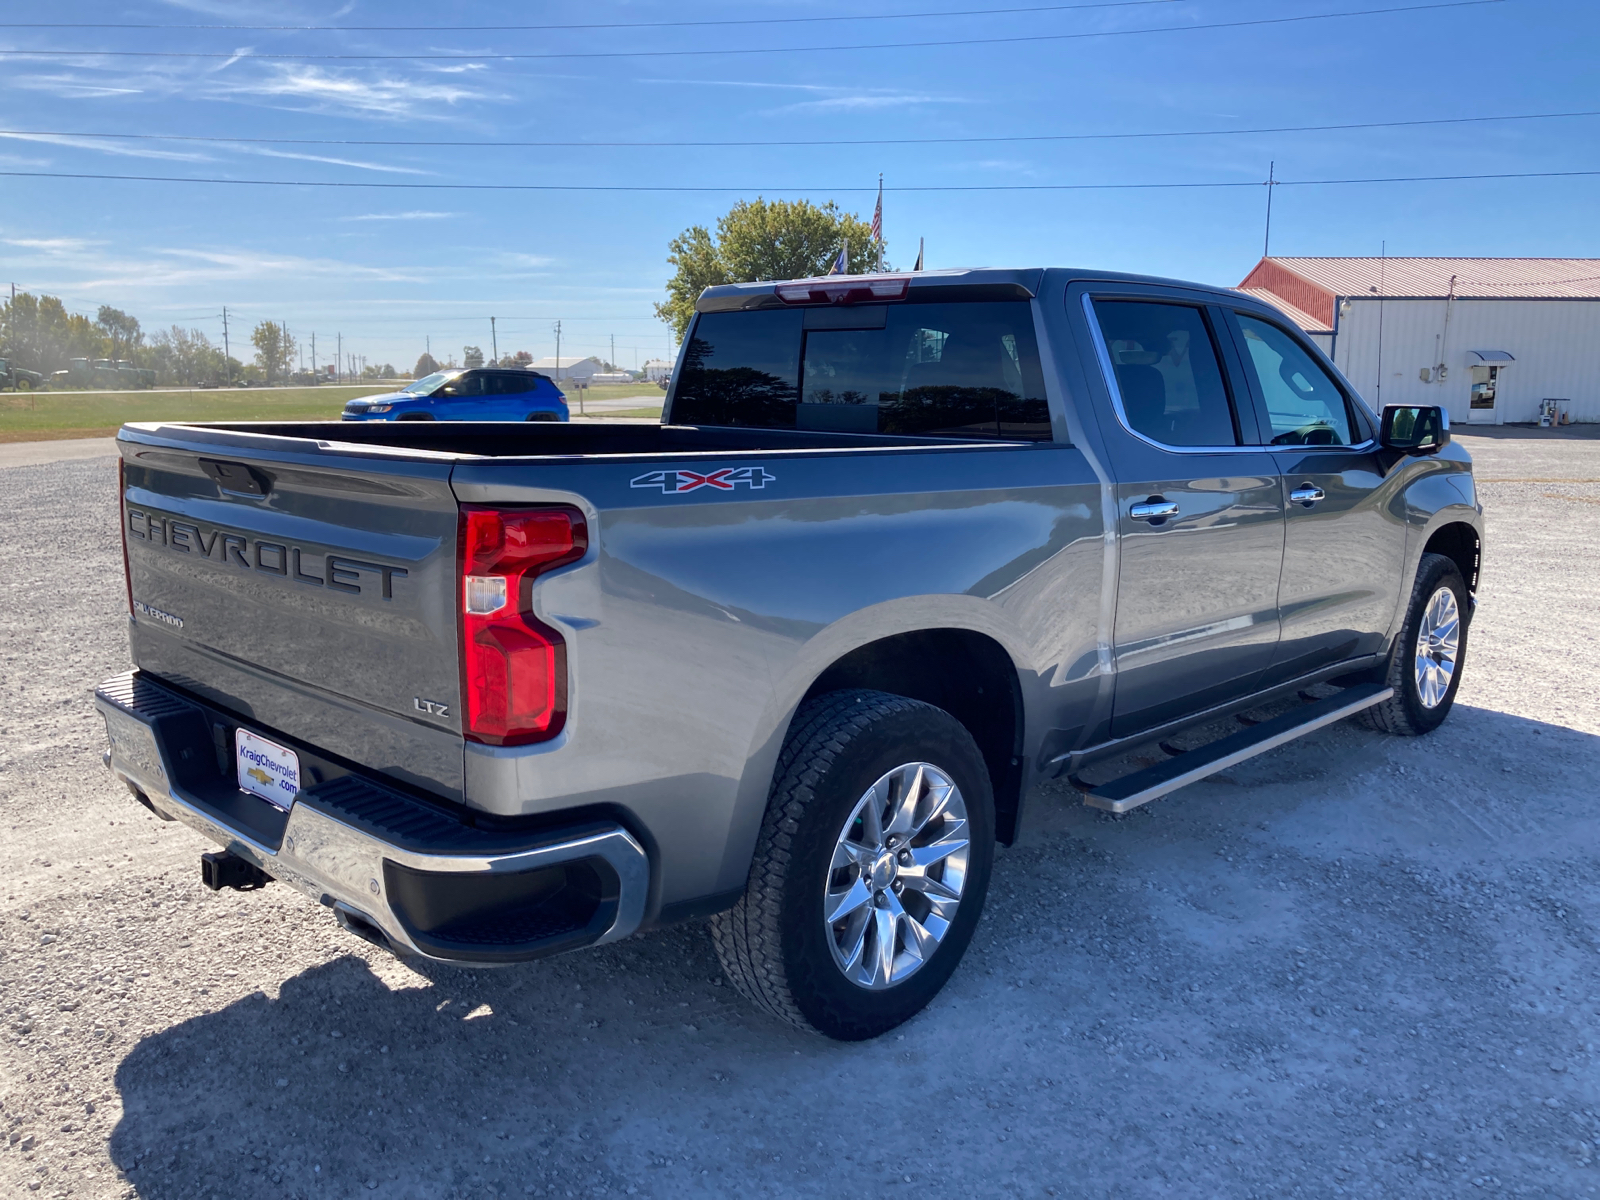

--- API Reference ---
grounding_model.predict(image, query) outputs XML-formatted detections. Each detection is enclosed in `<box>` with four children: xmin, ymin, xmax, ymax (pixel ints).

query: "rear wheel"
<box><xmin>711</xmin><ymin>689</ymin><xmax>994</xmax><ymax>1040</ymax></box>
<box><xmin>1361</xmin><ymin>551</ymin><xmax>1468</xmax><ymax>736</ymax></box>
<box><xmin>15</xmin><ymin>378</ymin><xmax>32</xmax><ymax>392</ymax></box>
<box><xmin>525</xmin><ymin>412</ymin><xmax>560</xmax><ymax>422</ymax></box>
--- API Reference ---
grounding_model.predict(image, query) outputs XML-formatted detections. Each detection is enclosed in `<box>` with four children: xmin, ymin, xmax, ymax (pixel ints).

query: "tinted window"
<box><xmin>673</xmin><ymin>309</ymin><xmax>802</xmax><ymax>428</ymax></box>
<box><xmin>1234</xmin><ymin>315</ymin><xmax>1354</xmax><ymax>446</ymax></box>
<box><xmin>443</xmin><ymin>371</ymin><xmax>485</xmax><ymax>398</ymax></box>
<box><xmin>1092</xmin><ymin>300</ymin><xmax>1238</xmax><ymax>447</ymax></box>
<box><xmin>674</xmin><ymin>301</ymin><xmax>1050</xmax><ymax>440</ymax></box>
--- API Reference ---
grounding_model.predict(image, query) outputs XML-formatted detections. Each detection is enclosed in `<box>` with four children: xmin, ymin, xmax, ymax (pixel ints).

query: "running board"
<box><xmin>1081</xmin><ymin>683</ymin><xmax>1393</xmax><ymax>814</ymax></box>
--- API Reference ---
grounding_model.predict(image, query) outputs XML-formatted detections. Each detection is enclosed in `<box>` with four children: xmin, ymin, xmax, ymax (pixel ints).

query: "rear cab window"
<box><xmin>673</xmin><ymin>299</ymin><xmax>1051</xmax><ymax>440</ymax></box>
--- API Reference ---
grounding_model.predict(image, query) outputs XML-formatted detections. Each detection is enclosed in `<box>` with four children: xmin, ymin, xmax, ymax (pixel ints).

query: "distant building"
<box><xmin>530</xmin><ymin>355</ymin><xmax>605</xmax><ymax>385</ymax></box>
<box><xmin>642</xmin><ymin>358</ymin><xmax>674</xmax><ymax>383</ymax></box>
<box><xmin>1238</xmin><ymin>257</ymin><xmax>1600</xmax><ymax>425</ymax></box>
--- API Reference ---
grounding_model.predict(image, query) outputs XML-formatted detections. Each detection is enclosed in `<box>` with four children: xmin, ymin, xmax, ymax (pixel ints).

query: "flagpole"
<box><xmin>876</xmin><ymin>173</ymin><xmax>884</xmax><ymax>273</ymax></box>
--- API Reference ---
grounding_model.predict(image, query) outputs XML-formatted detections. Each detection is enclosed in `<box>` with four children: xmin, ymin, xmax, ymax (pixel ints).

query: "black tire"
<box><xmin>396</xmin><ymin>412</ymin><xmax>434</xmax><ymax>421</ymax></box>
<box><xmin>711</xmin><ymin>689</ymin><xmax>995</xmax><ymax>1040</ymax></box>
<box><xmin>1361</xmin><ymin>551</ymin><xmax>1469</xmax><ymax>736</ymax></box>
<box><xmin>525</xmin><ymin>412</ymin><xmax>560</xmax><ymax>422</ymax></box>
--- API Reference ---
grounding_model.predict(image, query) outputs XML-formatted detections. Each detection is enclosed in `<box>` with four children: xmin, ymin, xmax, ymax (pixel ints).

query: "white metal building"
<box><xmin>529</xmin><ymin>355</ymin><xmax>605</xmax><ymax>385</ymax></box>
<box><xmin>641</xmin><ymin>359</ymin><xmax>674</xmax><ymax>384</ymax></box>
<box><xmin>1237</xmin><ymin>257</ymin><xmax>1600</xmax><ymax>424</ymax></box>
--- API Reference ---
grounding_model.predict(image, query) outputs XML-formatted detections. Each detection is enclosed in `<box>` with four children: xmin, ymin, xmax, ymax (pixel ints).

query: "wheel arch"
<box><xmin>1421</xmin><ymin>520</ymin><xmax>1481</xmax><ymax>595</ymax></box>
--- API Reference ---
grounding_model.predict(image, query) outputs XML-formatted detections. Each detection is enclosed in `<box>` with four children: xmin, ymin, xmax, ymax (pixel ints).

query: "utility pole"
<box><xmin>336</xmin><ymin>332</ymin><xmax>342</xmax><ymax>384</ymax></box>
<box><xmin>310</xmin><ymin>331</ymin><xmax>316</xmax><ymax>380</ymax></box>
<box><xmin>222</xmin><ymin>306</ymin><xmax>232</xmax><ymax>384</ymax></box>
<box><xmin>610</xmin><ymin>333</ymin><xmax>615</xmax><ymax>371</ymax></box>
<box><xmin>490</xmin><ymin>317</ymin><xmax>498</xmax><ymax>365</ymax></box>
<box><xmin>552</xmin><ymin>320</ymin><xmax>562</xmax><ymax>385</ymax></box>
<box><xmin>1263</xmin><ymin>161</ymin><xmax>1276</xmax><ymax>259</ymax></box>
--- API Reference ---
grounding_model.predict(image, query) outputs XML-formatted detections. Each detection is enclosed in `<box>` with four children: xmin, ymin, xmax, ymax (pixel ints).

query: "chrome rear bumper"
<box><xmin>94</xmin><ymin>671</ymin><xmax>650</xmax><ymax>965</ymax></box>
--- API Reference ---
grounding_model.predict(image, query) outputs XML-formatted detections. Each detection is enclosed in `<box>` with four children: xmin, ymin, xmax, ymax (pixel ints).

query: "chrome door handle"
<box><xmin>1129</xmin><ymin>499</ymin><xmax>1180</xmax><ymax>522</ymax></box>
<box><xmin>1290</xmin><ymin>484</ymin><xmax>1326</xmax><ymax>506</ymax></box>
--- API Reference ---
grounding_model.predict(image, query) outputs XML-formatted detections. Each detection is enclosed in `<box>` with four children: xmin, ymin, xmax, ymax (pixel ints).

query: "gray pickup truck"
<box><xmin>96</xmin><ymin>267</ymin><xmax>1481</xmax><ymax>1040</ymax></box>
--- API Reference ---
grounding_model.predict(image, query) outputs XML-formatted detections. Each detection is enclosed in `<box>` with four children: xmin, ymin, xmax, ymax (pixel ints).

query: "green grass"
<box><xmin>577</xmin><ymin>407</ymin><xmax>667</xmax><ymax>421</ymax></box>
<box><xmin>0</xmin><ymin>385</ymin><xmax>394</xmax><ymax>442</ymax></box>
<box><xmin>559</xmin><ymin>383</ymin><xmax>667</xmax><ymax>405</ymax></box>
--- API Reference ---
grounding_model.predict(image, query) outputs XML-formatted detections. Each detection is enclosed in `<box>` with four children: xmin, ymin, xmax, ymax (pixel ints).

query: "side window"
<box><xmin>447</xmin><ymin>372</ymin><xmax>485</xmax><ymax>398</ymax></box>
<box><xmin>1091</xmin><ymin>300</ymin><xmax>1239</xmax><ymax>447</ymax></box>
<box><xmin>1233</xmin><ymin>314</ymin><xmax>1354</xmax><ymax>446</ymax></box>
<box><xmin>500</xmin><ymin>373</ymin><xmax>534</xmax><ymax>394</ymax></box>
<box><xmin>673</xmin><ymin>309</ymin><xmax>802</xmax><ymax>428</ymax></box>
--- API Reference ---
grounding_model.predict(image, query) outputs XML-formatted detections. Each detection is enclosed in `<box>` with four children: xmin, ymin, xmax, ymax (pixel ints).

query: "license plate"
<box><xmin>235</xmin><ymin>728</ymin><xmax>301</xmax><ymax>810</ymax></box>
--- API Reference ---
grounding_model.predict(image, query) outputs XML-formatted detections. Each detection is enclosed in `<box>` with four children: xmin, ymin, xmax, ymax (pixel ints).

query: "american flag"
<box><xmin>870</xmin><ymin>179</ymin><xmax>882</xmax><ymax>243</ymax></box>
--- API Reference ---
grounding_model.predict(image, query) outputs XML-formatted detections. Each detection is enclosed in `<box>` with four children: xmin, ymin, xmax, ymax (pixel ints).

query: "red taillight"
<box><xmin>118</xmin><ymin>458</ymin><xmax>133</xmax><ymax>617</ymax></box>
<box><xmin>775</xmin><ymin>275</ymin><xmax>909</xmax><ymax>305</ymax></box>
<box><xmin>459</xmin><ymin>506</ymin><xmax>586</xmax><ymax>746</ymax></box>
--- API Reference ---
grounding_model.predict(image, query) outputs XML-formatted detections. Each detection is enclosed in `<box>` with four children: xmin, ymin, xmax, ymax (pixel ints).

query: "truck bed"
<box><xmin>171</xmin><ymin>419</ymin><xmax>1008</xmax><ymax>459</ymax></box>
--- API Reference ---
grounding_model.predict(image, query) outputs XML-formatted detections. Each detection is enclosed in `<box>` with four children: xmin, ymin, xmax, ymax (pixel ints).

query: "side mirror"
<box><xmin>1380</xmin><ymin>404</ymin><xmax>1450</xmax><ymax>455</ymax></box>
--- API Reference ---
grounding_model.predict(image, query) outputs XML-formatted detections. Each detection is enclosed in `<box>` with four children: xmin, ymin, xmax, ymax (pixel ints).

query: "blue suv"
<box><xmin>341</xmin><ymin>368</ymin><xmax>569</xmax><ymax>423</ymax></box>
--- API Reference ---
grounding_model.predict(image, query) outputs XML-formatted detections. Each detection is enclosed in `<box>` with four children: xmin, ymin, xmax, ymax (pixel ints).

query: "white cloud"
<box><xmin>217</xmin><ymin>65</ymin><xmax>494</xmax><ymax>119</ymax></box>
<box><xmin>771</xmin><ymin>91</ymin><xmax>959</xmax><ymax>114</ymax></box>
<box><xmin>343</xmin><ymin>211</ymin><xmax>459</xmax><ymax>222</ymax></box>
<box><xmin>3</xmin><ymin>236</ymin><xmax>102</xmax><ymax>252</ymax></box>
<box><xmin>242</xmin><ymin>147</ymin><xmax>433</xmax><ymax>175</ymax></box>
<box><xmin>0</xmin><ymin>131</ymin><xmax>213</xmax><ymax>163</ymax></box>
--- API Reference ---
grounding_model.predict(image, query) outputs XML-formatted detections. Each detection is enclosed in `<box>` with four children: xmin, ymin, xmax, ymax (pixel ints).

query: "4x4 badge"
<box><xmin>631</xmin><ymin>466</ymin><xmax>775</xmax><ymax>495</ymax></box>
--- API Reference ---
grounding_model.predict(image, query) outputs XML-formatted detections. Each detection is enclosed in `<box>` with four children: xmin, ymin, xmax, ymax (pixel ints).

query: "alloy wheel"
<box><xmin>1414</xmin><ymin>584</ymin><xmax>1461</xmax><ymax>709</ymax></box>
<box><xmin>823</xmin><ymin>761</ymin><xmax>970</xmax><ymax>990</ymax></box>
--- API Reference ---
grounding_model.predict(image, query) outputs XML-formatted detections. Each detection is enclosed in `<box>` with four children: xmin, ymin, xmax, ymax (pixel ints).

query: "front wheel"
<box><xmin>1361</xmin><ymin>551</ymin><xmax>1469</xmax><ymax>736</ymax></box>
<box><xmin>711</xmin><ymin>690</ymin><xmax>994</xmax><ymax>1040</ymax></box>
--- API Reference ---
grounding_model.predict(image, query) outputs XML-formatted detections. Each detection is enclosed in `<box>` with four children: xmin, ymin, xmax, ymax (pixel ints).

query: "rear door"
<box><xmin>1220</xmin><ymin>308</ymin><xmax>1405</xmax><ymax>683</ymax></box>
<box><xmin>120</xmin><ymin>429</ymin><xmax>466</xmax><ymax>800</ymax></box>
<box><xmin>1075</xmin><ymin>285</ymin><xmax>1286</xmax><ymax>737</ymax></box>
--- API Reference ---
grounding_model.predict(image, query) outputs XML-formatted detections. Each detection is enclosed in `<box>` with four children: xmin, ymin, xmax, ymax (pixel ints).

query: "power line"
<box><xmin>3</xmin><ymin>108</ymin><xmax>1591</xmax><ymax>152</ymax></box>
<box><xmin>4</xmin><ymin>165</ymin><xmax>1595</xmax><ymax>193</ymax></box>
<box><xmin>0</xmin><ymin>0</ymin><xmax>1181</xmax><ymax>33</ymax></box>
<box><xmin>0</xmin><ymin>1</ymin><xmax>1507</xmax><ymax>61</ymax></box>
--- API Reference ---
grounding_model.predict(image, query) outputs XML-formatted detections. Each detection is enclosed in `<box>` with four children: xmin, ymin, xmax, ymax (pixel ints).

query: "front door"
<box><xmin>1468</xmin><ymin>364</ymin><xmax>1500</xmax><ymax>424</ymax></box>
<box><xmin>1080</xmin><ymin>292</ymin><xmax>1286</xmax><ymax>738</ymax></box>
<box><xmin>1224</xmin><ymin>309</ymin><xmax>1407</xmax><ymax>683</ymax></box>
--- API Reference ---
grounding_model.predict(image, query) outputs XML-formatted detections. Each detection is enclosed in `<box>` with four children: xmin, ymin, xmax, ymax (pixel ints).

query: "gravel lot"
<box><xmin>3</xmin><ymin>427</ymin><xmax>1599</xmax><ymax>1200</ymax></box>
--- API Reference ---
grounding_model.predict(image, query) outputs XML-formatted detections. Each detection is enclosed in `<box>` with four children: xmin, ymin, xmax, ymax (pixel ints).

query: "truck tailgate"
<box><xmin>119</xmin><ymin>427</ymin><xmax>466</xmax><ymax>801</ymax></box>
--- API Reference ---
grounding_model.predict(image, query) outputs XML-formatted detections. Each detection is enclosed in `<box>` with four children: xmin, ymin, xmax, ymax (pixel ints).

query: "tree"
<box><xmin>655</xmin><ymin>198</ymin><xmax>879</xmax><ymax>341</ymax></box>
<box><xmin>413</xmin><ymin>352</ymin><xmax>440</xmax><ymax>377</ymax></box>
<box><xmin>147</xmin><ymin>326</ymin><xmax>229</xmax><ymax>386</ymax></box>
<box><xmin>96</xmin><ymin>306</ymin><xmax>143</xmax><ymax>360</ymax></box>
<box><xmin>1</xmin><ymin>292</ymin><xmax>104</xmax><ymax>373</ymax></box>
<box><xmin>463</xmin><ymin>345</ymin><xmax>485</xmax><ymax>368</ymax></box>
<box><xmin>250</xmin><ymin>321</ymin><xmax>297</xmax><ymax>384</ymax></box>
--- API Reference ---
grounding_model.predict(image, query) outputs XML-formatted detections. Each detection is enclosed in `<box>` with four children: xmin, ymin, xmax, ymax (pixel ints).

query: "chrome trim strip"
<box><xmin>94</xmin><ymin>680</ymin><xmax>650</xmax><ymax>961</ymax></box>
<box><xmin>1077</xmin><ymin>291</ymin><xmax>1376</xmax><ymax>456</ymax></box>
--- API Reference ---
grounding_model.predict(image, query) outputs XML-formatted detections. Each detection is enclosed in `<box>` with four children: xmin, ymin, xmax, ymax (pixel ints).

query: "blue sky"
<box><xmin>1</xmin><ymin>0</ymin><xmax>1595</xmax><ymax>371</ymax></box>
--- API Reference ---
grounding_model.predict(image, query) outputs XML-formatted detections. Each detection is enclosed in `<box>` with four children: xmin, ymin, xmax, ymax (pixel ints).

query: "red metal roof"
<box><xmin>1240</xmin><ymin>256</ymin><xmax>1600</xmax><ymax>317</ymax></box>
<box><xmin>1235</xmin><ymin>287</ymin><xmax>1332</xmax><ymax>334</ymax></box>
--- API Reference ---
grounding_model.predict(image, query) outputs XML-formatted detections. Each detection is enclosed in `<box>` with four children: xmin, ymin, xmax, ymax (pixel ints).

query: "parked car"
<box><xmin>96</xmin><ymin>267</ymin><xmax>1480</xmax><ymax>1041</ymax></box>
<box><xmin>341</xmin><ymin>367</ymin><xmax>568</xmax><ymax>422</ymax></box>
<box><xmin>0</xmin><ymin>357</ymin><xmax>46</xmax><ymax>390</ymax></box>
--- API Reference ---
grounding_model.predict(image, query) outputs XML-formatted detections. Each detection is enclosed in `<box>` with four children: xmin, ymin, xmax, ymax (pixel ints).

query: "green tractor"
<box><xmin>0</xmin><ymin>357</ymin><xmax>47</xmax><ymax>391</ymax></box>
<box><xmin>51</xmin><ymin>358</ymin><xmax>95</xmax><ymax>389</ymax></box>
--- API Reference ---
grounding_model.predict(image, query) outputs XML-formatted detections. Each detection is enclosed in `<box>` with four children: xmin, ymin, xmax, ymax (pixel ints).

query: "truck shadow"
<box><xmin>105</xmin><ymin>703</ymin><xmax>1600</xmax><ymax>1199</ymax></box>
